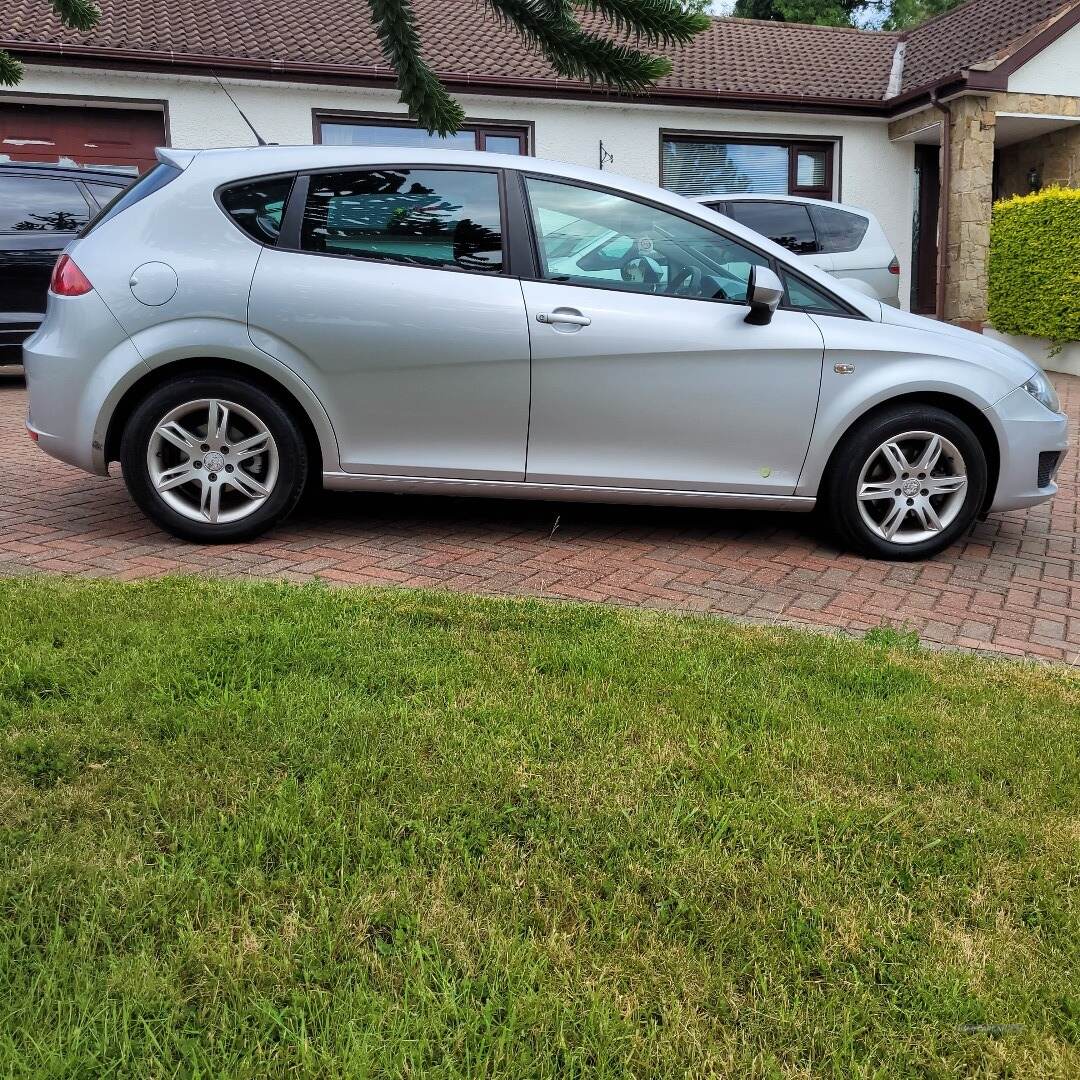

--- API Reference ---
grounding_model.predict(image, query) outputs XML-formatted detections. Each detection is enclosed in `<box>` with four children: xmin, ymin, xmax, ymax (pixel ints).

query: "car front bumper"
<box><xmin>987</xmin><ymin>384</ymin><xmax>1070</xmax><ymax>513</ymax></box>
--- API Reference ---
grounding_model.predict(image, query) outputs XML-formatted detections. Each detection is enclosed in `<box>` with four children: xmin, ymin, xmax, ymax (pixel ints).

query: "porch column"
<box><xmin>944</xmin><ymin>98</ymin><xmax>996</xmax><ymax>329</ymax></box>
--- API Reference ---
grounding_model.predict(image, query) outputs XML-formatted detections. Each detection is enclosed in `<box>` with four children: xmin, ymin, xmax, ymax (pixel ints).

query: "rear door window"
<box><xmin>727</xmin><ymin>201</ymin><xmax>819</xmax><ymax>255</ymax></box>
<box><xmin>219</xmin><ymin>175</ymin><xmax>295</xmax><ymax>245</ymax></box>
<box><xmin>300</xmin><ymin>168</ymin><xmax>505</xmax><ymax>273</ymax></box>
<box><xmin>807</xmin><ymin>205</ymin><xmax>869</xmax><ymax>254</ymax></box>
<box><xmin>0</xmin><ymin>175</ymin><xmax>90</xmax><ymax>234</ymax></box>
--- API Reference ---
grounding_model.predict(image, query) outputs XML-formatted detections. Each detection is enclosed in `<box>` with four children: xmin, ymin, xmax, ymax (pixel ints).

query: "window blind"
<box><xmin>662</xmin><ymin>139</ymin><xmax>790</xmax><ymax>197</ymax></box>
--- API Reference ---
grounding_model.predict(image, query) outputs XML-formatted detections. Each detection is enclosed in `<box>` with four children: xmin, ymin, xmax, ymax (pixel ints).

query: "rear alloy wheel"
<box><xmin>826</xmin><ymin>405</ymin><xmax>987</xmax><ymax>560</ymax></box>
<box><xmin>121</xmin><ymin>375</ymin><xmax>307</xmax><ymax>542</ymax></box>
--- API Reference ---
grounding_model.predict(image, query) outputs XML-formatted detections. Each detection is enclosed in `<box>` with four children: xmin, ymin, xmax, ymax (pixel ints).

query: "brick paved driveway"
<box><xmin>2</xmin><ymin>367</ymin><xmax>1077</xmax><ymax>661</ymax></box>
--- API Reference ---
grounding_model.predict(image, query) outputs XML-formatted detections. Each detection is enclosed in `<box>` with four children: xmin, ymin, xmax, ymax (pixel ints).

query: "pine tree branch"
<box><xmin>0</xmin><ymin>50</ymin><xmax>24</xmax><ymax>87</ymax></box>
<box><xmin>532</xmin><ymin>0</ymin><xmax>575</xmax><ymax>18</ymax></box>
<box><xmin>365</xmin><ymin>0</ymin><xmax>466</xmax><ymax>135</ymax></box>
<box><xmin>51</xmin><ymin>0</ymin><xmax>101</xmax><ymax>33</ymax></box>
<box><xmin>485</xmin><ymin>0</ymin><xmax>673</xmax><ymax>90</ymax></box>
<box><xmin>573</xmin><ymin>0</ymin><xmax>710</xmax><ymax>45</ymax></box>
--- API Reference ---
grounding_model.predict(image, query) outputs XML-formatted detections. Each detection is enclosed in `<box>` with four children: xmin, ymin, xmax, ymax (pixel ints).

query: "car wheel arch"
<box><xmin>819</xmin><ymin>391</ymin><xmax>1001</xmax><ymax>514</ymax></box>
<box><xmin>104</xmin><ymin>357</ymin><xmax>329</xmax><ymax>483</ymax></box>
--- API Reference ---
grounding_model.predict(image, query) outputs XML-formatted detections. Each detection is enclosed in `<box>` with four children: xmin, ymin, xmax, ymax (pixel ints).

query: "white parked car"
<box><xmin>693</xmin><ymin>194</ymin><xmax>901</xmax><ymax>307</ymax></box>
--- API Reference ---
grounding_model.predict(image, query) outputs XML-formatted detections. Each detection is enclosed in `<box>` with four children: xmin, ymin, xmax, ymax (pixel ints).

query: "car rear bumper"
<box><xmin>987</xmin><ymin>385</ymin><xmax>1070</xmax><ymax>512</ymax></box>
<box><xmin>23</xmin><ymin>291</ymin><xmax>146</xmax><ymax>475</ymax></box>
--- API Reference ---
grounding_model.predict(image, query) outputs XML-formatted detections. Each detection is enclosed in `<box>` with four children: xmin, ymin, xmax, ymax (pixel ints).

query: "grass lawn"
<box><xmin>1</xmin><ymin>577</ymin><xmax>1078</xmax><ymax>1078</ymax></box>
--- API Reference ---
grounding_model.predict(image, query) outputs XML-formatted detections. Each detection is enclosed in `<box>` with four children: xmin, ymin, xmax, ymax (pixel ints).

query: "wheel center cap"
<box><xmin>902</xmin><ymin>479</ymin><xmax>921</xmax><ymax>497</ymax></box>
<box><xmin>203</xmin><ymin>451</ymin><xmax>225</xmax><ymax>472</ymax></box>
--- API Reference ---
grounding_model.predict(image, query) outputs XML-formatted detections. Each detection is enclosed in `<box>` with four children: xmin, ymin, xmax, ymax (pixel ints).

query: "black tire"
<box><xmin>120</xmin><ymin>374</ymin><xmax>308</xmax><ymax>543</ymax></box>
<box><xmin>823</xmin><ymin>403</ymin><xmax>987</xmax><ymax>561</ymax></box>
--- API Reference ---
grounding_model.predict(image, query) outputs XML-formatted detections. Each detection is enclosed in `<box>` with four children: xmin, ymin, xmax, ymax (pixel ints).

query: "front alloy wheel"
<box><xmin>856</xmin><ymin>431</ymin><xmax>969</xmax><ymax>545</ymax></box>
<box><xmin>121</xmin><ymin>374</ymin><xmax>307</xmax><ymax>543</ymax></box>
<box><xmin>825</xmin><ymin>404</ymin><xmax>987</xmax><ymax>560</ymax></box>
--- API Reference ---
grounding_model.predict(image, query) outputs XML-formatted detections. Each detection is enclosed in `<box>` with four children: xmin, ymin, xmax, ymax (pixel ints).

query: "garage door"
<box><xmin>0</xmin><ymin>103</ymin><xmax>166</xmax><ymax>174</ymax></box>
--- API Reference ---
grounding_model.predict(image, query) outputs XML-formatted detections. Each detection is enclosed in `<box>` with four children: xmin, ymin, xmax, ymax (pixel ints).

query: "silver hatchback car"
<box><xmin>24</xmin><ymin>146</ymin><xmax>1068</xmax><ymax>560</ymax></box>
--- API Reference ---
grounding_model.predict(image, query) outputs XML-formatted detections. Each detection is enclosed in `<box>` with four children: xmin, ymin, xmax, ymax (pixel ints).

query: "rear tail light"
<box><xmin>888</xmin><ymin>257</ymin><xmax>901</xmax><ymax>276</ymax></box>
<box><xmin>50</xmin><ymin>254</ymin><xmax>94</xmax><ymax>296</ymax></box>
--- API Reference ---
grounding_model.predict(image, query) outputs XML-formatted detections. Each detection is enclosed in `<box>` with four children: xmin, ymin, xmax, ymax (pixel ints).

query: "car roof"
<box><xmin>0</xmin><ymin>160</ymin><xmax>133</xmax><ymax>181</ymax></box>
<box><xmin>691</xmin><ymin>192</ymin><xmax>873</xmax><ymax>218</ymax></box>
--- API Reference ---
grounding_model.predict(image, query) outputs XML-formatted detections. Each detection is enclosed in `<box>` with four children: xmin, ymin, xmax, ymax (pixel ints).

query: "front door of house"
<box><xmin>912</xmin><ymin>145</ymin><xmax>940</xmax><ymax>316</ymax></box>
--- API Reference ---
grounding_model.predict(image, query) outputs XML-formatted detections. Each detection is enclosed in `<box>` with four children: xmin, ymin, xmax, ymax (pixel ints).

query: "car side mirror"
<box><xmin>744</xmin><ymin>266</ymin><xmax>784</xmax><ymax>326</ymax></box>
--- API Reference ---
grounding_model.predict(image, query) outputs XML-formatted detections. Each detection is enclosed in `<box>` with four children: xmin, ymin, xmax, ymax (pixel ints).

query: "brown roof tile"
<box><xmin>901</xmin><ymin>0</ymin><xmax>1079</xmax><ymax>93</ymax></box>
<box><xmin>1</xmin><ymin>0</ymin><xmax>896</xmax><ymax>101</ymax></box>
<box><xmin>1</xmin><ymin>0</ymin><xmax>1078</xmax><ymax>108</ymax></box>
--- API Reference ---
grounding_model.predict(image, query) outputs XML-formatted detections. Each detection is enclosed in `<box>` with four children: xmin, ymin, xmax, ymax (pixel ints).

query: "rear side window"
<box><xmin>728</xmin><ymin>201</ymin><xmax>818</xmax><ymax>255</ymax></box>
<box><xmin>300</xmin><ymin>168</ymin><xmax>504</xmax><ymax>273</ymax></box>
<box><xmin>808</xmin><ymin>205</ymin><xmax>869</xmax><ymax>254</ymax></box>
<box><xmin>219</xmin><ymin>176</ymin><xmax>295</xmax><ymax>244</ymax></box>
<box><xmin>0</xmin><ymin>175</ymin><xmax>90</xmax><ymax>234</ymax></box>
<box><xmin>81</xmin><ymin>162</ymin><xmax>181</xmax><ymax>237</ymax></box>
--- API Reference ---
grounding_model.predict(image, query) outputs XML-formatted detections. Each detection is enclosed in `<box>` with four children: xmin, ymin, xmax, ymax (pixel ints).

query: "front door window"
<box><xmin>524</xmin><ymin>176</ymin><xmax>769</xmax><ymax>304</ymax></box>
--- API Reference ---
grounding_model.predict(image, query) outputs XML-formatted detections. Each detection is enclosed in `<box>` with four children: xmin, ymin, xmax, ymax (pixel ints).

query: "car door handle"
<box><xmin>536</xmin><ymin>309</ymin><xmax>591</xmax><ymax>327</ymax></box>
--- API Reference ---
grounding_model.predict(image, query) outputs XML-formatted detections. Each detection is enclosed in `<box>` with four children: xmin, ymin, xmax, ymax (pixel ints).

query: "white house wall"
<box><xmin>10</xmin><ymin>63</ymin><xmax>915</xmax><ymax>306</ymax></box>
<box><xmin>1009</xmin><ymin>24</ymin><xmax>1080</xmax><ymax>97</ymax></box>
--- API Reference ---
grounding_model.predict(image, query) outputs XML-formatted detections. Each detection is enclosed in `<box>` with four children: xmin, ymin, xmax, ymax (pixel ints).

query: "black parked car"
<box><xmin>0</xmin><ymin>162</ymin><xmax>133</xmax><ymax>364</ymax></box>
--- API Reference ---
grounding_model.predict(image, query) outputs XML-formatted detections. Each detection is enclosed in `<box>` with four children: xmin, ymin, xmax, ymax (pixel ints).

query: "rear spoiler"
<box><xmin>156</xmin><ymin>147</ymin><xmax>199</xmax><ymax>170</ymax></box>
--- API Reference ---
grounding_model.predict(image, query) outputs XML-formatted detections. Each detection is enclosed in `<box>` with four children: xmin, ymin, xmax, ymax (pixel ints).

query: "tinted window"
<box><xmin>782</xmin><ymin>272</ymin><xmax>846</xmax><ymax>314</ymax></box>
<box><xmin>220</xmin><ymin>176</ymin><xmax>295</xmax><ymax>244</ymax></box>
<box><xmin>526</xmin><ymin>177</ymin><xmax>769</xmax><ymax>304</ymax></box>
<box><xmin>82</xmin><ymin>162</ymin><xmax>181</xmax><ymax>236</ymax></box>
<box><xmin>301</xmin><ymin>168</ymin><xmax>504</xmax><ymax>273</ymax></box>
<box><xmin>0</xmin><ymin>176</ymin><xmax>89</xmax><ymax>234</ymax></box>
<box><xmin>728</xmin><ymin>201</ymin><xmax>818</xmax><ymax>255</ymax></box>
<box><xmin>808</xmin><ymin>204</ymin><xmax>869</xmax><ymax>254</ymax></box>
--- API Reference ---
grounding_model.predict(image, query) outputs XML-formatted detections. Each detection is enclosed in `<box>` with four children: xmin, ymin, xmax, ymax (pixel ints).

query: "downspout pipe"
<box><xmin>932</xmin><ymin>93</ymin><xmax>952</xmax><ymax>322</ymax></box>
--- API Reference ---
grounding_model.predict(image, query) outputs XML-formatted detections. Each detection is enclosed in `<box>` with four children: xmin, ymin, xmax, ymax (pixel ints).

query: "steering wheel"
<box><xmin>620</xmin><ymin>252</ymin><xmax>664</xmax><ymax>290</ymax></box>
<box><xmin>667</xmin><ymin>266</ymin><xmax>702</xmax><ymax>297</ymax></box>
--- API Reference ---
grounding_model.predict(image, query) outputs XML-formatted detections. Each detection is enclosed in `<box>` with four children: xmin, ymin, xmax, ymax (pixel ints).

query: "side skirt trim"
<box><xmin>321</xmin><ymin>471</ymin><xmax>816</xmax><ymax>512</ymax></box>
